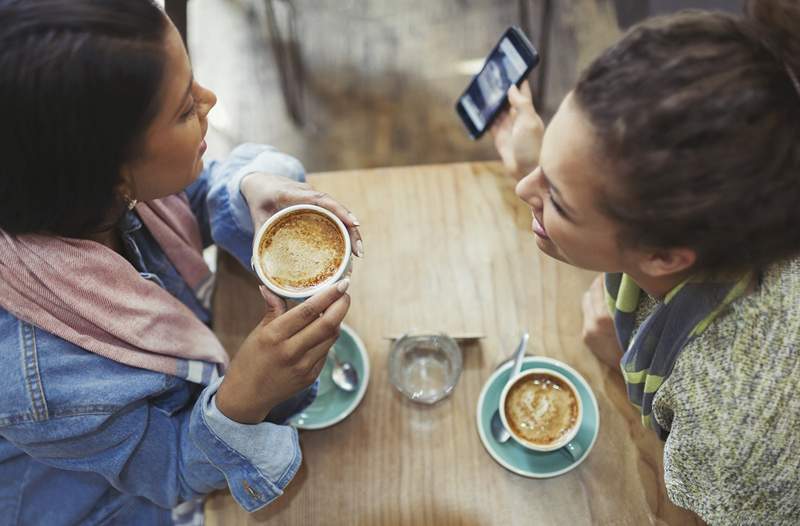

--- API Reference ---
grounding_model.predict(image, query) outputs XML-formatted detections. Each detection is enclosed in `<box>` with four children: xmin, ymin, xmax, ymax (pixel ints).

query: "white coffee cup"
<box><xmin>251</xmin><ymin>204</ymin><xmax>351</xmax><ymax>300</ymax></box>
<box><xmin>499</xmin><ymin>368</ymin><xmax>584</xmax><ymax>460</ymax></box>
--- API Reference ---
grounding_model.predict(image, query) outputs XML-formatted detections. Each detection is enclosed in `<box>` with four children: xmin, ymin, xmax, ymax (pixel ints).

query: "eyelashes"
<box><xmin>548</xmin><ymin>191</ymin><xmax>566</xmax><ymax>217</ymax></box>
<box><xmin>180</xmin><ymin>99</ymin><xmax>197</xmax><ymax>121</ymax></box>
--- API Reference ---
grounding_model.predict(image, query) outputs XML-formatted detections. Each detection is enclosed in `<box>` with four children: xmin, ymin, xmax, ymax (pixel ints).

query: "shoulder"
<box><xmin>661</xmin><ymin>255</ymin><xmax>800</xmax><ymax>404</ymax></box>
<box><xmin>654</xmin><ymin>255</ymin><xmax>800</xmax><ymax>522</ymax></box>
<box><xmin>0</xmin><ymin>307</ymin><xmax>184</xmax><ymax>428</ymax></box>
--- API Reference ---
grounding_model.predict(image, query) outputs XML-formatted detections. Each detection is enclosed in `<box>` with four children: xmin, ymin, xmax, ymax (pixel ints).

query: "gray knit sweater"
<box><xmin>633</xmin><ymin>256</ymin><xmax>800</xmax><ymax>524</ymax></box>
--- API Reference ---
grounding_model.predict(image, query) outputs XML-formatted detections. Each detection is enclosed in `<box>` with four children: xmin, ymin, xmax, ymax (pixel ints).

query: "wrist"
<box><xmin>239</xmin><ymin>172</ymin><xmax>259</xmax><ymax>203</ymax></box>
<box><xmin>216</xmin><ymin>376</ymin><xmax>273</xmax><ymax>424</ymax></box>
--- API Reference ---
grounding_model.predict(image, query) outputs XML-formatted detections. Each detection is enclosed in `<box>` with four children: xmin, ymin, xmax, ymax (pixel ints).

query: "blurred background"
<box><xmin>166</xmin><ymin>0</ymin><xmax>741</xmax><ymax>173</ymax></box>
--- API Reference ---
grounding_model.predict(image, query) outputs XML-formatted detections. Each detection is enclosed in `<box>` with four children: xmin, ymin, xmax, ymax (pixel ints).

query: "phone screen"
<box><xmin>456</xmin><ymin>28</ymin><xmax>538</xmax><ymax>139</ymax></box>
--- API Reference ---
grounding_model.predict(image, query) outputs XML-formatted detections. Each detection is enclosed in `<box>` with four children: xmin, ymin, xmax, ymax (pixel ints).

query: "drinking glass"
<box><xmin>388</xmin><ymin>334</ymin><xmax>463</xmax><ymax>404</ymax></box>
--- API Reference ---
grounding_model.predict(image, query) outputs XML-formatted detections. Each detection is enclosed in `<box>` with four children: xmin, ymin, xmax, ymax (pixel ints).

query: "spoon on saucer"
<box><xmin>490</xmin><ymin>332</ymin><xmax>529</xmax><ymax>443</ymax></box>
<box><xmin>331</xmin><ymin>347</ymin><xmax>359</xmax><ymax>392</ymax></box>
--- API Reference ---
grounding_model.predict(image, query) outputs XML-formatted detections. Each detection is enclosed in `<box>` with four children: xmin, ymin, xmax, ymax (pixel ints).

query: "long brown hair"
<box><xmin>574</xmin><ymin>0</ymin><xmax>800</xmax><ymax>273</ymax></box>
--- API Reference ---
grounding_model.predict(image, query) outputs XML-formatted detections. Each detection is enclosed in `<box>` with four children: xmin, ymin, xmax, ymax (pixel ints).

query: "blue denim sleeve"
<box><xmin>192</xmin><ymin>377</ymin><xmax>303</xmax><ymax>511</ymax></box>
<box><xmin>203</xmin><ymin>144</ymin><xmax>306</xmax><ymax>270</ymax></box>
<box><xmin>0</xmin><ymin>330</ymin><xmax>306</xmax><ymax>523</ymax></box>
<box><xmin>0</xmin><ymin>374</ymin><xmax>303</xmax><ymax>513</ymax></box>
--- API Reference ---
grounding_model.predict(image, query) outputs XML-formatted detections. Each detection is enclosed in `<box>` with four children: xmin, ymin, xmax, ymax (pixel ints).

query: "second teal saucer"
<box><xmin>476</xmin><ymin>356</ymin><xmax>599</xmax><ymax>478</ymax></box>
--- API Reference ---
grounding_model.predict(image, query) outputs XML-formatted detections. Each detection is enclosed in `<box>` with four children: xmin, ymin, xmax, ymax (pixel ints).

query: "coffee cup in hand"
<box><xmin>252</xmin><ymin>204</ymin><xmax>352</xmax><ymax>299</ymax></box>
<box><xmin>499</xmin><ymin>368</ymin><xmax>583</xmax><ymax>459</ymax></box>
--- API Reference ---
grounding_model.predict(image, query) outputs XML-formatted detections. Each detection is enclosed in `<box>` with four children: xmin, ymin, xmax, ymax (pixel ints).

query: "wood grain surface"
<box><xmin>205</xmin><ymin>162</ymin><xmax>702</xmax><ymax>526</ymax></box>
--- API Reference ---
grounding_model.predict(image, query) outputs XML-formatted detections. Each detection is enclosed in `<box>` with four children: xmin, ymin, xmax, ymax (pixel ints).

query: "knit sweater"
<box><xmin>633</xmin><ymin>255</ymin><xmax>800</xmax><ymax>524</ymax></box>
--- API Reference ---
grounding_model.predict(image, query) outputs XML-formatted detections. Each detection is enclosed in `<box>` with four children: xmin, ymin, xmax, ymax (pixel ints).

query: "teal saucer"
<box><xmin>289</xmin><ymin>323</ymin><xmax>369</xmax><ymax>430</ymax></box>
<box><xmin>476</xmin><ymin>356</ymin><xmax>599</xmax><ymax>478</ymax></box>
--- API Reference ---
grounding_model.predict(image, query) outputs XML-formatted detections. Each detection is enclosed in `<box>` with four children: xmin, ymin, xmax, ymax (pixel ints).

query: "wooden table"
<box><xmin>205</xmin><ymin>162</ymin><xmax>701</xmax><ymax>525</ymax></box>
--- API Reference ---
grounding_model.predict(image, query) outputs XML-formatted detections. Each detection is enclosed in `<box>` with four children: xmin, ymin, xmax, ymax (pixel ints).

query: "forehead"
<box><xmin>156</xmin><ymin>22</ymin><xmax>191</xmax><ymax>115</ymax></box>
<box><xmin>539</xmin><ymin>93</ymin><xmax>607</xmax><ymax>195</ymax></box>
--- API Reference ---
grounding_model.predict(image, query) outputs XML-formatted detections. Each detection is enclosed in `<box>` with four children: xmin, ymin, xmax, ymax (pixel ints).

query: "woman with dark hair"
<box><xmin>0</xmin><ymin>0</ymin><xmax>362</xmax><ymax>523</ymax></box>
<box><xmin>493</xmin><ymin>0</ymin><xmax>799</xmax><ymax>522</ymax></box>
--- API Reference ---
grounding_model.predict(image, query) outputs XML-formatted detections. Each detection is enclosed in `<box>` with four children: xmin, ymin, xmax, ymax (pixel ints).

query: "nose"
<box><xmin>197</xmin><ymin>83</ymin><xmax>217</xmax><ymax>118</ymax></box>
<box><xmin>515</xmin><ymin>166</ymin><xmax>544</xmax><ymax>211</ymax></box>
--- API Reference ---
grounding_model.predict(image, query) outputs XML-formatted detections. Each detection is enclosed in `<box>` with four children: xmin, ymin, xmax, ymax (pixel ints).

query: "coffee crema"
<box><xmin>258</xmin><ymin>210</ymin><xmax>345</xmax><ymax>291</ymax></box>
<box><xmin>504</xmin><ymin>373</ymin><xmax>579</xmax><ymax>446</ymax></box>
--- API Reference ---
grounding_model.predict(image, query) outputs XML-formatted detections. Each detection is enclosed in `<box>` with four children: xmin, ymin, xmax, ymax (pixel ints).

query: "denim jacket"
<box><xmin>0</xmin><ymin>144</ymin><xmax>313</xmax><ymax>525</ymax></box>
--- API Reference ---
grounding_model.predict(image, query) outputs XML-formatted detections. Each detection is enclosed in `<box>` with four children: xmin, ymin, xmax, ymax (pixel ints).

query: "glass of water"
<box><xmin>388</xmin><ymin>334</ymin><xmax>463</xmax><ymax>404</ymax></box>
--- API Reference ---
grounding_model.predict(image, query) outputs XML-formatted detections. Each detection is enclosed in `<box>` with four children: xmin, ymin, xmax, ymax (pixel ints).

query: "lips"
<box><xmin>531</xmin><ymin>213</ymin><xmax>549</xmax><ymax>239</ymax></box>
<box><xmin>199</xmin><ymin>139</ymin><xmax>207</xmax><ymax>155</ymax></box>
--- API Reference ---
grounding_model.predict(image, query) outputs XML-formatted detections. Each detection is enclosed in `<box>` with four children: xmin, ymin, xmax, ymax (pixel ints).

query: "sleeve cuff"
<box><xmin>226</xmin><ymin>144</ymin><xmax>307</xmax><ymax>236</ymax></box>
<box><xmin>191</xmin><ymin>377</ymin><xmax>302</xmax><ymax>512</ymax></box>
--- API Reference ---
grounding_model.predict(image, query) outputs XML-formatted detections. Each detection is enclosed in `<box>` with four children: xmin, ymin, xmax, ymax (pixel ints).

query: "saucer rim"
<box><xmin>290</xmin><ymin>322</ymin><xmax>370</xmax><ymax>430</ymax></box>
<box><xmin>475</xmin><ymin>355</ymin><xmax>600</xmax><ymax>479</ymax></box>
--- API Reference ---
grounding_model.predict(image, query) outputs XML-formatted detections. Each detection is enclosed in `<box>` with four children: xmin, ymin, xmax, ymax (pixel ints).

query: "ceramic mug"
<box><xmin>251</xmin><ymin>204</ymin><xmax>351</xmax><ymax>300</ymax></box>
<box><xmin>499</xmin><ymin>367</ymin><xmax>584</xmax><ymax>461</ymax></box>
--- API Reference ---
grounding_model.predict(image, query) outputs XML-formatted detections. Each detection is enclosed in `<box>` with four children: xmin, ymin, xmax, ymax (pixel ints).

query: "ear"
<box><xmin>636</xmin><ymin>247</ymin><xmax>696</xmax><ymax>278</ymax></box>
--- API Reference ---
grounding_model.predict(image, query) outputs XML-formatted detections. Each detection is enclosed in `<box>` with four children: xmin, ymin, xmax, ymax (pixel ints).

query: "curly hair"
<box><xmin>573</xmin><ymin>0</ymin><xmax>800</xmax><ymax>273</ymax></box>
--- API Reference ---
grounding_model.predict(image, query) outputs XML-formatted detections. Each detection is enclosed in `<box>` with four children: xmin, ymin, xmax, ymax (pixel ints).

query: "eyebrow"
<box><xmin>540</xmin><ymin>167</ymin><xmax>577</xmax><ymax>217</ymax></box>
<box><xmin>173</xmin><ymin>74</ymin><xmax>194</xmax><ymax>119</ymax></box>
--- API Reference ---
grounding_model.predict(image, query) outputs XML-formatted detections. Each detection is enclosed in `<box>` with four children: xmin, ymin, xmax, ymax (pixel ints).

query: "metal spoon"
<box><xmin>490</xmin><ymin>332</ymin><xmax>529</xmax><ymax>443</ymax></box>
<box><xmin>331</xmin><ymin>347</ymin><xmax>359</xmax><ymax>392</ymax></box>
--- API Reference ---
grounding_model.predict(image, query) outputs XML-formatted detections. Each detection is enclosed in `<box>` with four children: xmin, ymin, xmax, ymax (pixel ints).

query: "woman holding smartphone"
<box><xmin>0</xmin><ymin>1</ymin><xmax>362</xmax><ymax>523</ymax></box>
<box><xmin>493</xmin><ymin>0</ymin><xmax>799</xmax><ymax>522</ymax></box>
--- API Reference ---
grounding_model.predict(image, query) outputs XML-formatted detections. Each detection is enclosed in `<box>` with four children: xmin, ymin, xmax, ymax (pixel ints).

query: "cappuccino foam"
<box><xmin>504</xmin><ymin>373</ymin><xmax>579</xmax><ymax>446</ymax></box>
<box><xmin>258</xmin><ymin>211</ymin><xmax>345</xmax><ymax>291</ymax></box>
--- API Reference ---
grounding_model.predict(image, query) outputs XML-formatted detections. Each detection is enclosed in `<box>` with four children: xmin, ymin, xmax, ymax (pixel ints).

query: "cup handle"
<box><xmin>560</xmin><ymin>440</ymin><xmax>583</xmax><ymax>462</ymax></box>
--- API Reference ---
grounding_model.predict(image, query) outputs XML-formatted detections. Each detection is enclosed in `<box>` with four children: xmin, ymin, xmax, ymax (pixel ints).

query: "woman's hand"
<box><xmin>489</xmin><ymin>80</ymin><xmax>545</xmax><ymax>181</ymax></box>
<box><xmin>581</xmin><ymin>275</ymin><xmax>623</xmax><ymax>369</ymax></box>
<box><xmin>240</xmin><ymin>173</ymin><xmax>363</xmax><ymax>257</ymax></box>
<box><xmin>215</xmin><ymin>280</ymin><xmax>351</xmax><ymax>424</ymax></box>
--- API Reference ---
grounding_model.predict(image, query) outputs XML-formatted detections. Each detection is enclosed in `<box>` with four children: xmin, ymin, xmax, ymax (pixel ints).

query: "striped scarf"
<box><xmin>605</xmin><ymin>271</ymin><xmax>753</xmax><ymax>439</ymax></box>
<box><xmin>0</xmin><ymin>194</ymin><xmax>229</xmax><ymax>384</ymax></box>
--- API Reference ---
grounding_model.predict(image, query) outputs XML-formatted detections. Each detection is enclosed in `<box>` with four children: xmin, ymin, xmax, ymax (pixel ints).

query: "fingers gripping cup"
<box><xmin>252</xmin><ymin>204</ymin><xmax>352</xmax><ymax>299</ymax></box>
<box><xmin>499</xmin><ymin>368</ymin><xmax>584</xmax><ymax>460</ymax></box>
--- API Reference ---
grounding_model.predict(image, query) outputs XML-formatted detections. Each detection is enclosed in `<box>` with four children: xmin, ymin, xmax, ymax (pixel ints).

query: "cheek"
<box><xmin>542</xmin><ymin>207</ymin><xmax>567</xmax><ymax>240</ymax></box>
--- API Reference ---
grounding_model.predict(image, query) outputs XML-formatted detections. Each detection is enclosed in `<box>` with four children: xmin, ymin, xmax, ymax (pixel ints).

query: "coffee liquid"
<box><xmin>258</xmin><ymin>211</ymin><xmax>345</xmax><ymax>291</ymax></box>
<box><xmin>504</xmin><ymin>373</ymin><xmax>579</xmax><ymax>446</ymax></box>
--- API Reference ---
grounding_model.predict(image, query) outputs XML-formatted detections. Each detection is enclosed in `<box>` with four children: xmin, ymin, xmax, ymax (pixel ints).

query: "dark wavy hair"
<box><xmin>0</xmin><ymin>0</ymin><xmax>168</xmax><ymax>236</ymax></box>
<box><xmin>574</xmin><ymin>0</ymin><xmax>800</xmax><ymax>273</ymax></box>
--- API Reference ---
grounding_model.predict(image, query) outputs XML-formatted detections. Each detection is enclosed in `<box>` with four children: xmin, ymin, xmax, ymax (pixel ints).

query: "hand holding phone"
<box><xmin>455</xmin><ymin>26</ymin><xmax>540</xmax><ymax>139</ymax></box>
<box><xmin>491</xmin><ymin>80</ymin><xmax>545</xmax><ymax>181</ymax></box>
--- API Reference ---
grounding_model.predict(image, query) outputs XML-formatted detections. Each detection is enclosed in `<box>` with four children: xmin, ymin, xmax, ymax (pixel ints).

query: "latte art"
<box><xmin>504</xmin><ymin>373</ymin><xmax>579</xmax><ymax>446</ymax></box>
<box><xmin>258</xmin><ymin>211</ymin><xmax>345</xmax><ymax>291</ymax></box>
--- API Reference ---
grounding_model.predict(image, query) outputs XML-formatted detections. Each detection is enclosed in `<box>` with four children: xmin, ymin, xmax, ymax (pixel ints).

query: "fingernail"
<box><xmin>356</xmin><ymin>240</ymin><xmax>364</xmax><ymax>258</ymax></box>
<box><xmin>337</xmin><ymin>278</ymin><xmax>350</xmax><ymax>293</ymax></box>
<box><xmin>258</xmin><ymin>285</ymin><xmax>269</xmax><ymax>299</ymax></box>
<box><xmin>349</xmin><ymin>212</ymin><xmax>360</xmax><ymax>226</ymax></box>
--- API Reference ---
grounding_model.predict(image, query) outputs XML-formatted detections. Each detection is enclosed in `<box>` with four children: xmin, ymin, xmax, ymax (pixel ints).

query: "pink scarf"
<box><xmin>0</xmin><ymin>194</ymin><xmax>229</xmax><ymax>384</ymax></box>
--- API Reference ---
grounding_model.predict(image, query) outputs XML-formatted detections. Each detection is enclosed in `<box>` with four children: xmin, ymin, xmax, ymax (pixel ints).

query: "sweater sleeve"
<box><xmin>652</xmin><ymin>293</ymin><xmax>800</xmax><ymax>525</ymax></box>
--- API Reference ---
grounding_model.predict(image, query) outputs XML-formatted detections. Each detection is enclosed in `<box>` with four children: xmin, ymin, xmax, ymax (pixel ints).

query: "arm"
<box><xmin>489</xmin><ymin>81</ymin><xmax>545</xmax><ymax>181</ymax></box>
<box><xmin>1</xmin><ymin>362</ymin><xmax>300</xmax><ymax>512</ymax></box>
<box><xmin>581</xmin><ymin>274</ymin><xmax>623</xmax><ymax>369</ymax></box>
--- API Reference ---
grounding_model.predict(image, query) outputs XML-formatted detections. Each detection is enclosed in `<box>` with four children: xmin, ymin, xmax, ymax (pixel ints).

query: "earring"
<box><xmin>124</xmin><ymin>195</ymin><xmax>138</xmax><ymax>211</ymax></box>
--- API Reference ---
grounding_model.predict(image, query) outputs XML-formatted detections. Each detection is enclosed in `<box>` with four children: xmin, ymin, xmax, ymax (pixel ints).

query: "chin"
<box><xmin>534</xmin><ymin>236</ymin><xmax>570</xmax><ymax>265</ymax></box>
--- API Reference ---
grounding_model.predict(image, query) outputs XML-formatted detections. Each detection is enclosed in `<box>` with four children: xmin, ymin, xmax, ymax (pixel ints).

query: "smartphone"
<box><xmin>455</xmin><ymin>26</ymin><xmax>539</xmax><ymax>140</ymax></box>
